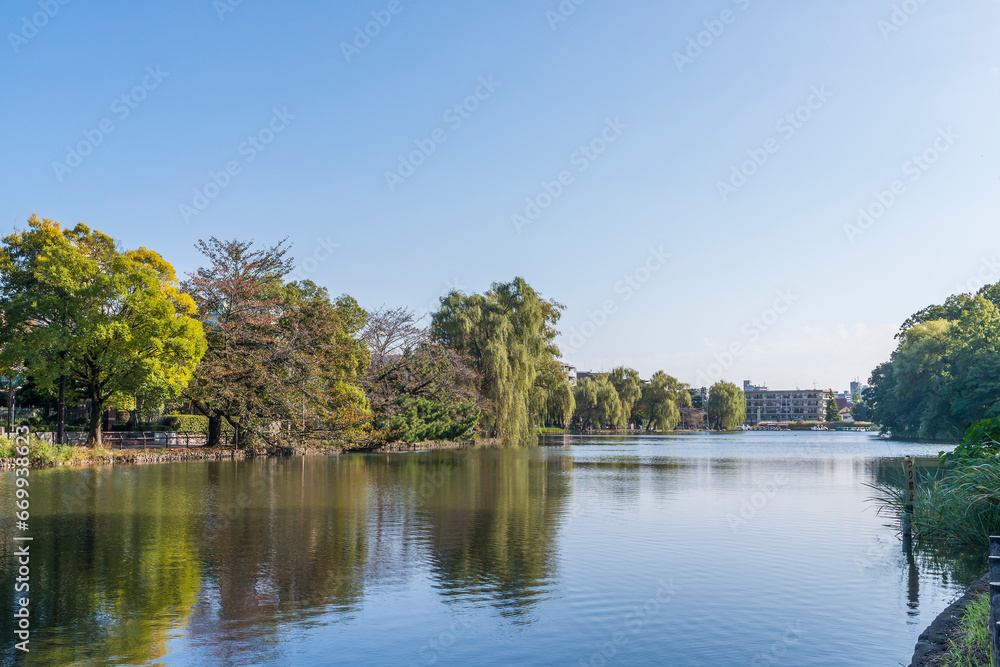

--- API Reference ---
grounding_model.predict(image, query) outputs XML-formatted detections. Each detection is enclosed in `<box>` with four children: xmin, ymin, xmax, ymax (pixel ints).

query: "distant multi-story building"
<box><xmin>561</xmin><ymin>363</ymin><xmax>578</xmax><ymax>387</ymax></box>
<box><xmin>742</xmin><ymin>380</ymin><xmax>833</xmax><ymax>425</ymax></box>
<box><xmin>575</xmin><ymin>370</ymin><xmax>598</xmax><ymax>383</ymax></box>
<box><xmin>850</xmin><ymin>379</ymin><xmax>866</xmax><ymax>399</ymax></box>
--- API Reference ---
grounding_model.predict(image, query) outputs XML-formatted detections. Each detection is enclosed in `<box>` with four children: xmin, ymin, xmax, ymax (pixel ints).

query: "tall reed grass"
<box><xmin>870</xmin><ymin>461</ymin><xmax>1000</xmax><ymax>549</ymax></box>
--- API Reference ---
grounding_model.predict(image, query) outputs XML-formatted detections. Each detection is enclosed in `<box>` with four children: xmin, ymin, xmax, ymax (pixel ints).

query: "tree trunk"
<box><xmin>56</xmin><ymin>375</ymin><xmax>66</xmax><ymax>446</ymax></box>
<box><xmin>207</xmin><ymin>413</ymin><xmax>222</xmax><ymax>448</ymax></box>
<box><xmin>86</xmin><ymin>399</ymin><xmax>102</xmax><ymax>448</ymax></box>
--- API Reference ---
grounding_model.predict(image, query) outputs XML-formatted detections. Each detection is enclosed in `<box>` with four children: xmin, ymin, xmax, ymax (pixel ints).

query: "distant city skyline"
<box><xmin>1</xmin><ymin>0</ymin><xmax>997</xmax><ymax>391</ymax></box>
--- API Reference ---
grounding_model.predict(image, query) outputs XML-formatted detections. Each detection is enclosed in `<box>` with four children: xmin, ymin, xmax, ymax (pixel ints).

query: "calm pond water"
<box><xmin>0</xmin><ymin>432</ymin><xmax>983</xmax><ymax>666</ymax></box>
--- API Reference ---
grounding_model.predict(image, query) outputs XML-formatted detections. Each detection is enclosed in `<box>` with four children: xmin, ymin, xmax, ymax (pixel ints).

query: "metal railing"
<box><xmin>8</xmin><ymin>430</ymin><xmax>232</xmax><ymax>449</ymax></box>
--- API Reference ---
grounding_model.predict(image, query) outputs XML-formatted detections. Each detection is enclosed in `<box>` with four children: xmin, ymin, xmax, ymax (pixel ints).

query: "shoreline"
<box><xmin>909</xmin><ymin>572</ymin><xmax>989</xmax><ymax>666</ymax></box>
<box><xmin>0</xmin><ymin>438</ymin><xmax>501</xmax><ymax>470</ymax></box>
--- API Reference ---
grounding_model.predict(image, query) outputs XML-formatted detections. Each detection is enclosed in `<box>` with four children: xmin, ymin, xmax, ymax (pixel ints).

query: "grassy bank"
<box><xmin>939</xmin><ymin>591</ymin><xmax>992</xmax><ymax>667</ymax></box>
<box><xmin>0</xmin><ymin>434</ymin><xmax>93</xmax><ymax>465</ymax></box>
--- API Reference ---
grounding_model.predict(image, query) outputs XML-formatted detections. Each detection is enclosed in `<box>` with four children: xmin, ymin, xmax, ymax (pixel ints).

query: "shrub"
<box><xmin>161</xmin><ymin>414</ymin><xmax>209</xmax><ymax>432</ymax></box>
<box><xmin>383</xmin><ymin>397</ymin><xmax>481</xmax><ymax>443</ymax></box>
<box><xmin>942</xmin><ymin>416</ymin><xmax>1000</xmax><ymax>466</ymax></box>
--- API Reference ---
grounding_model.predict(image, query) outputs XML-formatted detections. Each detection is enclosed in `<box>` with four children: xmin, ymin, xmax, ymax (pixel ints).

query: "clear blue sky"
<box><xmin>2</xmin><ymin>0</ymin><xmax>997</xmax><ymax>391</ymax></box>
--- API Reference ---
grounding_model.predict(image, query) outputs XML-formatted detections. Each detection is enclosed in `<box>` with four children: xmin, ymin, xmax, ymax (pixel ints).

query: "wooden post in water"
<box><xmin>902</xmin><ymin>457</ymin><xmax>915</xmax><ymax>552</ymax></box>
<box><xmin>990</xmin><ymin>536</ymin><xmax>1000</xmax><ymax>667</ymax></box>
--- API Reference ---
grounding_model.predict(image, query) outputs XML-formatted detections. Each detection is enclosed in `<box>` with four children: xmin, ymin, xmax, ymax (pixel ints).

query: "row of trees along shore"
<box><xmin>0</xmin><ymin>215</ymin><xmax>745</xmax><ymax>449</ymax></box>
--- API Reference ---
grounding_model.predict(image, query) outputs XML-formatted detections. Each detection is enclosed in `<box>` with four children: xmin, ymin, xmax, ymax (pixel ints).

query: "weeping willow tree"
<box><xmin>533</xmin><ymin>356</ymin><xmax>575</xmax><ymax>428</ymax></box>
<box><xmin>643</xmin><ymin>371</ymin><xmax>691</xmax><ymax>431</ymax></box>
<box><xmin>574</xmin><ymin>375</ymin><xmax>625</xmax><ymax>430</ymax></box>
<box><xmin>608</xmin><ymin>366</ymin><xmax>642</xmax><ymax>428</ymax></box>
<box><xmin>431</xmin><ymin>277</ymin><xmax>567</xmax><ymax>444</ymax></box>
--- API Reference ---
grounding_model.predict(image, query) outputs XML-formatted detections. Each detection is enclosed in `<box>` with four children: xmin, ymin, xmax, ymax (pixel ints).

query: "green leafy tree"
<box><xmin>0</xmin><ymin>215</ymin><xmax>206</xmax><ymax>447</ymax></box>
<box><xmin>431</xmin><ymin>277</ymin><xmax>564</xmax><ymax>444</ymax></box>
<box><xmin>947</xmin><ymin>297</ymin><xmax>1000</xmax><ymax>428</ymax></box>
<box><xmin>707</xmin><ymin>381</ymin><xmax>745</xmax><ymax>430</ymax></box>
<box><xmin>182</xmin><ymin>238</ymin><xmax>370</xmax><ymax>447</ymax></box>
<box><xmin>825</xmin><ymin>394</ymin><xmax>843</xmax><ymax>422</ymax></box>
<box><xmin>643</xmin><ymin>371</ymin><xmax>690</xmax><ymax>431</ymax></box>
<box><xmin>629</xmin><ymin>378</ymin><xmax>649</xmax><ymax>429</ymax></box>
<box><xmin>573</xmin><ymin>377</ymin><xmax>599</xmax><ymax>430</ymax></box>
<box><xmin>608</xmin><ymin>366</ymin><xmax>642</xmax><ymax>428</ymax></box>
<box><xmin>0</xmin><ymin>217</ymin><xmax>79</xmax><ymax>441</ymax></box>
<box><xmin>866</xmin><ymin>320</ymin><xmax>955</xmax><ymax>437</ymax></box>
<box><xmin>867</xmin><ymin>315</ymin><xmax>986</xmax><ymax>439</ymax></box>
<box><xmin>534</xmin><ymin>357</ymin><xmax>574</xmax><ymax>428</ymax></box>
<box><xmin>850</xmin><ymin>393</ymin><xmax>870</xmax><ymax>421</ymax></box>
<box><xmin>867</xmin><ymin>288</ymin><xmax>1000</xmax><ymax>440</ymax></box>
<box><xmin>594</xmin><ymin>375</ymin><xmax>625</xmax><ymax>429</ymax></box>
<box><xmin>573</xmin><ymin>375</ymin><xmax>623</xmax><ymax>430</ymax></box>
<box><xmin>896</xmin><ymin>293</ymin><xmax>976</xmax><ymax>336</ymax></box>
